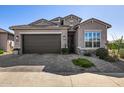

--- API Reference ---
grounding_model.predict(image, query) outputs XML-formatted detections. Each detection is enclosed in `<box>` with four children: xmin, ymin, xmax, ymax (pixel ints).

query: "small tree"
<box><xmin>116</xmin><ymin>36</ymin><xmax>123</xmax><ymax>56</ymax></box>
<box><xmin>108</xmin><ymin>35</ymin><xmax>123</xmax><ymax>57</ymax></box>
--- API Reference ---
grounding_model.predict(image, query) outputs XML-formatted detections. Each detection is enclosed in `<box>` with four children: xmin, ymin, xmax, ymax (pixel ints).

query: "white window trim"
<box><xmin>77</xmin><ymin>47</ymin><xmax>99</xmax><ymax>50</ymax></box>
<box><xmin>84</xmin><ymin>30</ymin><xmax>102</xmax><ymax>49</ymax></box>
<box><xmin>84</xmin><ymin>29</ymin><xmax>102</xmax><ymax>32</ymax></box>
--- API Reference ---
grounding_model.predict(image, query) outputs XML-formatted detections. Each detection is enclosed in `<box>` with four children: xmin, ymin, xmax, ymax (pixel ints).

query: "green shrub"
<box><xmin>107</xmin><ymin>43</ymin><xmax>117</xmax><ymax>50</ymax></box>
<box><xmin>72</xmin><ymin>58</ymin><xmax>94</xmax><ymax>68</ymax></box>
<box><xmin>104</xmin><ymin>56</ymin><xmax>117</xmax><ymax>62</ymax></box>
<box><xmin>61</xmin><ymin>48</ymin><xmax>69</xmax><ymax>54</ymax></box>
<box><xmin>96</xmin><ymin>48</ymin><xmax>108</xmax><ymax>59</ymax></box>
<box><xmin>119</xmin><ymin>49</ymin><xmax>124</xmax><ymax>58</ymax></box>
<box><xmin>0</xmin><ymin>49</ymin><xmax>4</xmax><ymax>54</ymax></box>
<box><xmin>107</xmin><ymin>43</ymin><xmax>124</xmax><ymax>50</ymax></box>
<box><xmin>84</xmin><ymin>52</ymin><xmax>92</xmax><ymax>56</ymax></box>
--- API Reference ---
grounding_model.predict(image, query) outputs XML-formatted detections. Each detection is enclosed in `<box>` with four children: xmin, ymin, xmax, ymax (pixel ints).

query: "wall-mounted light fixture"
<box><xmin>63</xmin><ymin>35</ymin><xmax>67</xmax><ymax>48</ymax></box>
<box><xmin>63</xmin><ymin>35</ymin><xmax>66</xmax><ymax>40</ymax></box>
<box><xmin>16</xmin><ymin>36</ymin><xmax>19</xmax><ymax>39</ymax></box>
<box><xmin>15</xmin><ymin>35</ymin><xmax>19</xmax><ymax>42</ymax></box>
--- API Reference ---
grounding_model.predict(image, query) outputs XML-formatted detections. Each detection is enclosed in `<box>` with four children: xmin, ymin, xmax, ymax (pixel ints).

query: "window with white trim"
<box><xmin>84</xmin><ymin>32</ymin><xmax>101</xmax><ymax>48</ymax></box>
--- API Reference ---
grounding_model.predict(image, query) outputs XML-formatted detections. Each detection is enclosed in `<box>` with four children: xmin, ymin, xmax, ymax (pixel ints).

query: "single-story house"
<box><xmin>0</xmin><ymin>28</ymin><xmax>14</xmax><ymax>51</ymax></box>
<box><xmin>10</xmin><ymin>14</ymin><xmax>111</xmax><ymax>54</ymax></box>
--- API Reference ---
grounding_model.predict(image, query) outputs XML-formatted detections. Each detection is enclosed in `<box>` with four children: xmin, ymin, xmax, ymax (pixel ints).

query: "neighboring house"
<box><xmin>10</xmin><ymin>14</ymin><xmax>111</xmax><ymax>54</ymax></box>
<box><xmin>0</xmin><ymin>28</ymin><xmax>14</xmax><ymax>51</ymax></box>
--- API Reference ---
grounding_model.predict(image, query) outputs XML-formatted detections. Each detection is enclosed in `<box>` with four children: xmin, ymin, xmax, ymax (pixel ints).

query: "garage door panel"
<box><xmin>22</xmin><ymin>34</ymin><xmax>61</xmax><ymax>54</ymax></box>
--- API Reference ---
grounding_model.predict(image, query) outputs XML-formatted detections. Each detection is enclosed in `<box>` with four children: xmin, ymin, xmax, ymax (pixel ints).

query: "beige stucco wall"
<box><xmin>14</xmin><ymin>29</ymin><xmax>68</xmax><ymax>54</ymax></box>
<box><xmin>0</xmin><ymin>33</ymin><xmax>7</xmax><ymax>51</ymax></box>
<box><xmin>76</xmin><ymin>21</ymin><xmax>107</xmax><ymax>52</ymax></box>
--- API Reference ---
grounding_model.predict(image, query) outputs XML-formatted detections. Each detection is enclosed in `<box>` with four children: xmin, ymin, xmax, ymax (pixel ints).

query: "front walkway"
<box><xmin>0</xmin><ymin>72</ymin><xmax>124</xmax><ymax>87</ymax></box>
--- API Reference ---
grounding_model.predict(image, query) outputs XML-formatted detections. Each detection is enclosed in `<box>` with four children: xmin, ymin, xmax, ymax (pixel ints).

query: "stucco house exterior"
<box><xmin>0</xmin><ymin>28</ymin><xmax>14</xmax><ymax>51</ymax></box>
<box><xmin>10</xmin><ymin>14</ymin><xmax>111</xmax><ymax>54</ymax></box>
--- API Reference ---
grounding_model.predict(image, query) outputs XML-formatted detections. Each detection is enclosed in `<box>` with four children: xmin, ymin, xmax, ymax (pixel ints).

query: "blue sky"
<box><xmin>0</xmin><ymin>5</ymin><xmax>124</xmax><ymax>40</ymax></box>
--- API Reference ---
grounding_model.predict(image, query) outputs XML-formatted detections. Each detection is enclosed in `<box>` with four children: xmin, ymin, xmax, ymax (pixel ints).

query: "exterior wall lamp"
<box><xmin>15</xmin><ymin>35</ymin><xmax>19</xmax><ymax>42</ymax></box>
<box><xmin>63</xmin><ymin>35</ymin><xmax>67</xmax><ymax>48</ymax></box>
<box><xmin>63</xmin><ymin>35</ymin><xmax>66</xmax><ymax>40</ymax></box>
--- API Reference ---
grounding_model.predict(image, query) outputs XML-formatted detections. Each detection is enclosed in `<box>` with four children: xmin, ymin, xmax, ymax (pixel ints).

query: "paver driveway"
<box><xmin>0</xmin><ymin>54</ymin><xmax>123</xmax><ymax>74</ymax></box>
<box><xmin>0</xmin><ymin>54</ymin><xmax>124</xmax><ymax>86</ymax></box>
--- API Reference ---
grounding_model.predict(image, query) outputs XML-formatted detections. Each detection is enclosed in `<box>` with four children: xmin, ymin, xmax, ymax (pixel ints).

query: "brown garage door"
<box><xmin>22</xmin><ymin>34</ymin><xmax>61</xmax><ymax>54</ymax></box>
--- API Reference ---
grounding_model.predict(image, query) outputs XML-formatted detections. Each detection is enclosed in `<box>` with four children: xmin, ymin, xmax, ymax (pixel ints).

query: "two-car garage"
<box><xmin>10</xmin><ymin>24</ymin><xmax>68</xmax><ymax>55</ymax></box>
<box><xmin>22</xmin><ymin>34</ymin><xmax>61</xmax><ymax>54</ymax></box>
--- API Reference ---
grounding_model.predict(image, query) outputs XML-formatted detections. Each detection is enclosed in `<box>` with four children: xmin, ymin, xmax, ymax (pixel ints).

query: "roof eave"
<box><xmin>0</xmin><ymin>28</ymin><xmax>14</xmax><ymax>35</ymax></box>
<box><xmin>80</xmin><ymin>18</ymin><xmax>112</xmax><ymax>29</ymax></box>
<box><xmin>107</xmin><ymin>24</ymin><xmax>112</xmax><ymax>29</ymax></box>
<box><xmin>9</xmin><ymin>26</ymin><xmax>69</xmax><ymax>30</ymax></box>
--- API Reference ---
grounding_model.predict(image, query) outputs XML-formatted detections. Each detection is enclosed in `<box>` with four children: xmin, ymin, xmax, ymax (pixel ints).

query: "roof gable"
<box><xmin>64</xmin><ymin>14</ymin><xmax>82</xmax><ymax>21</ymax></box>
<box><xmin>50</xmin><ymin>17</ymin><xmax>63</xmax><ymax>21</ymax></box>
<box><xmin>81</xmin><ymin>18</ymin><xmax>111</xmax><ymax>28</ymax></box>
<box><xmin>29</xmin><ymin>19</ymin><xmax>57</xmax><ymax>26</ymax></box>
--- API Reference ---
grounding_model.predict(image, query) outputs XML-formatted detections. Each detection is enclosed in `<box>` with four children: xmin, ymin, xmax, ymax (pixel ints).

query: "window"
<box><xmin>84</xmin><ymin>32</ymin><xmax>101</xmax><ymax>48</ymax></box>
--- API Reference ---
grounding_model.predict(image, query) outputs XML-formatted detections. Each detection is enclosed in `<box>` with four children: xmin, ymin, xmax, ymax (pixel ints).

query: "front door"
<box><xmin>68</xmin><ymin>32</ymin><xmax>75</xmax><ymax>53</ymax></box>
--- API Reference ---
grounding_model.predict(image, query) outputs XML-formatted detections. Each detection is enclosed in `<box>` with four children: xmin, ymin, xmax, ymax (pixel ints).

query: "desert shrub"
<box><xmin>61</xmin><ymin>48</ymin><xmax>69</xmax><ymax>54</ymax></box>
<box><xmin>119</xmin><ymin>49</ymin><xmax>124</xmax><ymax>58</ymax></box>
<box><xmin>72</xmin><ymin>58</ymin><xmax>94</xmax><ymax>68</ymax></box>
<box><xmin>104</xmin><ymin>55</ymin><xmax>117</xmax><ymax>62</ymax></box>
<box><xmin>96</xmin><ymin>48</ymin><xmax>108</xmax><ymax>59</ymax></box>
<box><xmin>84</xmin><ymin>52</ymin><xmax>92</xmax><ymax>56</ymax></box>
<box><xmin>0</xmin><ymin>49</ymin><xmax>4</xmax><ymax>54</ymax></box>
